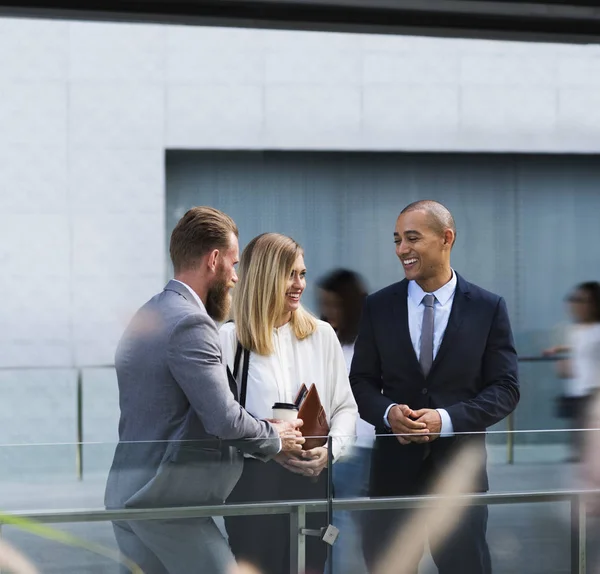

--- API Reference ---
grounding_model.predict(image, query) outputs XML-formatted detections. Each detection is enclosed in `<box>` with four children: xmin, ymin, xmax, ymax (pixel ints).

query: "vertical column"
<box><xmin>289</xmin><ymin>505</ymin><xmax>306</xmax><ymax>574</ymax></box>
<box><xmin>76</xmin><ymin>368</ymin><xmax>83</xmax><ymax>480</ymax></box>
<box><xmin>570</xmin><ymin>494</ymin><xmax>586</xmax><ymax>574</ymax></box>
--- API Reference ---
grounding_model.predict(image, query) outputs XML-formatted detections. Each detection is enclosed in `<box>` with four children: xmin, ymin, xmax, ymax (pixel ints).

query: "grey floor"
<box><xmin>0</xmin><ymin>444</ymin><xmax>595</xmax><ymax>573</ymax></box>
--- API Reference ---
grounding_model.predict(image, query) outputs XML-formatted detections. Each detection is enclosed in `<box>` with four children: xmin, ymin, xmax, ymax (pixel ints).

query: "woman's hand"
<box><xmin>278</xmin><ymin>447</ymin><xmax>328</xmax><ymax>477</ymax></box>
<box><xmin>543</xmin><ymin>345</ymin><xmax>570</xmax><ymax>356</ymax></box>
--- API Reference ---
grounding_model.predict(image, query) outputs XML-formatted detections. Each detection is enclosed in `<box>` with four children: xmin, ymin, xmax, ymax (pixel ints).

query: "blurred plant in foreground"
<box><xmin>233</xmin><ymin>561</ymin><xmax>263</xmax><ymax>574</ymax></box>
<box><xmin>0</xmin><ymin>512</ymin><xmax>142</xmax><ymax>573</ymax></box>
<box><xmin>0</xmin><ymin>539</ymin><xmax>38</xmax><ymax>574</ymax></box>
<box><xmin>373</xmin><ymin>443</ymin><xmax>484</xmax><ymax>574</ymax></box>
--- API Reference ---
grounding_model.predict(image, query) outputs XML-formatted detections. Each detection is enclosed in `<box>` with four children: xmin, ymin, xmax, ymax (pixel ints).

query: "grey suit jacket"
<box><xmin>105</xmin><ymin>280</ymin><xmax>279</xmax><ymax>510</ymax></box>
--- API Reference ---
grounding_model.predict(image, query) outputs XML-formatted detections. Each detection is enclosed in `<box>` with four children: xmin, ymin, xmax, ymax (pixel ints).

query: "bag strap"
<box><xmin>225</xmin><ymin>365</ymin><xmax>239</xmax><ymax>402</ymax></box>
<box><xmin>233</xmin><ymin>340</ymin><xmax>250</xmax><ymax>408</ymax></box>
<box><xmin>233</xmin><ymin>341</ymin><xmax>243</xmax><ymax>379</ymax></box>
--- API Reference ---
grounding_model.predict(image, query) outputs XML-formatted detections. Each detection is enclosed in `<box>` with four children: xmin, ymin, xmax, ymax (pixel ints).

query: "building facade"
<box><xmin>2</xmin><ymin>16</ymin><xmax>600</xmax><ymax>457</ymax></box>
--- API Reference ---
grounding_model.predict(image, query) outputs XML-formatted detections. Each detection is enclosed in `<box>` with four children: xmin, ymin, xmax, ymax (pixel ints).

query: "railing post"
<box><xmin>506</xmin><ymin>412</ymin><xmax>514</xmax><ymax>464</ymax></box>
<box><xmin>570</xmin><ymin>493</ymin><xmax>586</xmax><ymax>574</ymax></box>
<box><xmin>327</xmin><ymin>435</ymin><xmax>334</xmax><ymax>574</ymax></box>
<box><xmin>290</xmin><ymin>504</ymin><xmax>306</xmax><ymax>574</ymax></box>
<box><xmin>76</xmin><ymin>368</ymin><xmax>83</xmax><ymax>481</ymax></box>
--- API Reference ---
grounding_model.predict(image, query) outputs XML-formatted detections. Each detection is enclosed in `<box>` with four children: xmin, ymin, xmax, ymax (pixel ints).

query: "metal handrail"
<box><xmin>0</xmin><ymin>356</ymin><xmax>565</xmax><ymax>477</ymax></box>
<box><xmin>1</xmin><ymin>490</ymin><xmax>586</xmax><ymax>522</ymax></box>
<box><xmin>0</xmin><ymin>489</ymin><xmax>592</xmax><ymax>574</ymax></box>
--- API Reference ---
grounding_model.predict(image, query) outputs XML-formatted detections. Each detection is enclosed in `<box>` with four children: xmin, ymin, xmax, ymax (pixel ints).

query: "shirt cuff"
<box><xmin>436</xmin><ymin>408</ymin><xmax>454</xmax><ymax>437</ymax></box>
<box><xmin>383</xmin><ymin>403</ymin><xmax>397</xmax><ymax>428</ymax></box>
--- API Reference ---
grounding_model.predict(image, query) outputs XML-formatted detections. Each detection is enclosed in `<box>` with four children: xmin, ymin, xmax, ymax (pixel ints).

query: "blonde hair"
<box><xmin>233</xmin><ymin>233</ymin><xmax>317</xmax><ymax>355</ymax></box>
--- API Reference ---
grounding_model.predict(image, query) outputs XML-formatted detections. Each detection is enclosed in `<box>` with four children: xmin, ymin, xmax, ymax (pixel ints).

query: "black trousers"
<box><xmin>362</xmin><ymin>443</ymin><xmax>491</xmax><ymax>574</ymax></box>
<box><xmin>225</xmin><ymin>458</ymin><xmax>329</xmax><ymax>574</ymax></box>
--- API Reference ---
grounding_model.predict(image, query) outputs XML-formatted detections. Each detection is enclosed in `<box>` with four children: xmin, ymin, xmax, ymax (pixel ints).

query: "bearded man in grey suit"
<box><xmin>105</xmin><ymin>206</ymin><xmax>304</xmax><ymax>574</ymax></box>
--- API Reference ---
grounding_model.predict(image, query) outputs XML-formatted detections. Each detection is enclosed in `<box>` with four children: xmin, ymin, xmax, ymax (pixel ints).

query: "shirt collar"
<box><xmin>408</xmin><ymin>269</ymin><xmax>457</xmax><ymax>307</ymax></box>
<box><xmin>172</xmin><ymin>279</ymin><xmax>206</xmax><ymax>311</ymax></box>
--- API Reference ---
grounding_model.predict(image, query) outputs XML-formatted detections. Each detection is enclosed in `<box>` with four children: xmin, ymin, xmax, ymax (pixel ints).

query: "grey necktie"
<box><xmin>420</xmin><ymin>294</ymin><xmax>435</xmax><ymax>377</ymax></box>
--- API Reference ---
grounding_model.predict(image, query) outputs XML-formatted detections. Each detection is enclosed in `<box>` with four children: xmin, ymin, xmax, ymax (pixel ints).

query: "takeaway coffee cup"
<box><xmin>272</xmin><ymin>402</ymin><xmax>299</xmax><ymax>422</ymax></box>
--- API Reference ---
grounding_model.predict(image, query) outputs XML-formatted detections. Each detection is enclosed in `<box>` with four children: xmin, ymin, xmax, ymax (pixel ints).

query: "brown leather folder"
<box><xmin>295</xmin><ymin>383</ymin><xmax>329</xmax><ymax>450</ymax></box>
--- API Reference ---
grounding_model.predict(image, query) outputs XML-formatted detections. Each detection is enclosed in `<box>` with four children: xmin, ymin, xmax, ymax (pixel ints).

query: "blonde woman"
<box><xmin>220</xmin><ymin>233</ymin><xmax>358</xmax><ymax>574</ymax></box>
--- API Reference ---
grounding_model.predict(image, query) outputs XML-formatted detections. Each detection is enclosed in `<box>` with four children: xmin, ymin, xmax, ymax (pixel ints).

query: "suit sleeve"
<box><xmin>445</xmin><ymin>297</ymin><xmax>520</xmax><ymax>433</ymax></box>
<box><xmin>350</xmin><ymin>297</ymin><xmax>395</xmax><ymax>428</ymax></box>
<box><xmin>167</xmin><ymin>313</ymin><xmax>280</xmax><ymax>457</ymax></box>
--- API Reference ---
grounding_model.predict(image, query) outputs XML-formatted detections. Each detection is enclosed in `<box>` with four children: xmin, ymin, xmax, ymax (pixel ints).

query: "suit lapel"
<box><xmin>429</xmin><ymin>273</ymin><xmax>470</xmax><ymax>376</ymax></box>
<box><xmin>392</xmin><ymin>280</ymin><xmax>423</xmax><ymax>375</ymax></box>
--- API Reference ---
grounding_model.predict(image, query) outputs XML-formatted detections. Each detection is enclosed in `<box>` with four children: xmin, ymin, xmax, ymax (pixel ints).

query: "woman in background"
<box><xmin>545</xmin><ymin>281</ymin><xmax>600</xmax><ymax>458</ymax></box>
<box><xmin>318</xmin><ymin>269</ymin><xmax>373</xmax><ymax>574</ymax></box>
<box><xmin>220</xmin><ymin>233</ymin><xmax>357</xmax><ymax>574</ymax></box>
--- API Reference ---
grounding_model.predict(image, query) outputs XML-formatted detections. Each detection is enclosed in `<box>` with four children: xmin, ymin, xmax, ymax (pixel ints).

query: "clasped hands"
<box><xmin>267</xmin><ymin>418</ymin><xmax>327</xmax><ymax>477</ymax></box>
<box><xmin>388</xmin><ymin>404</ymin><xmax>442</xmax><ymax>445</ymax></box>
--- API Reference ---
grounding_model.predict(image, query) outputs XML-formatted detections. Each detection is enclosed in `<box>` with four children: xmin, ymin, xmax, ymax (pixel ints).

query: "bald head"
<box><xmin>394</xmin><ymin>200</ymin><xmax>455</xmax><ymax>291</ymax></box>
<box><xmin>400</xmin><ymin>200</ymin><xmax>456</xmax><ymax>247</ymax></box>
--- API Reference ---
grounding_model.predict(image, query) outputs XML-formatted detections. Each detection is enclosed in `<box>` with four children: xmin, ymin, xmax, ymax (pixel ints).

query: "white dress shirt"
<box><xmin>384</xmin><ymin>270</ymin><xmax>457</xmax><ymax>437</ymax></box>
<box><xmin>220</xmin><ymin>320</ymin><xmax>358</xmax><ymax>461</ymax></box>
<box><xmin>342</xmin><ymin>343</ymin><xmax>376</xmax><ymax>448</ymax></box>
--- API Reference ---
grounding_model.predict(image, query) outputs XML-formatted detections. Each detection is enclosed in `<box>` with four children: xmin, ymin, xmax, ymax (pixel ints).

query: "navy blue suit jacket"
<box><xmin>349</xmin><ymin>273</ymin><xmax>519</xmax><ymax>494</ymax></box>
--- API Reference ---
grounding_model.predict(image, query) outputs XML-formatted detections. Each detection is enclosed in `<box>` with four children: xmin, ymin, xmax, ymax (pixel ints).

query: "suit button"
<box><xmin>422</xmin><ymin>388</ymin><xmax>428</xmax><ymax>395</ymax></box>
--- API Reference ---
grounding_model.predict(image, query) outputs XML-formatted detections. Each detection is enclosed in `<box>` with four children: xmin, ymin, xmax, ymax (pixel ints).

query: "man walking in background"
<box><xmin>350</xmin><ymin>200</ymin><xmax>520</xmax><ymax>573</ymax></box>
<box><xmin>105</xmin><ymin>207</ymin><xmax>304</xmax><ymax>574</ymax></box>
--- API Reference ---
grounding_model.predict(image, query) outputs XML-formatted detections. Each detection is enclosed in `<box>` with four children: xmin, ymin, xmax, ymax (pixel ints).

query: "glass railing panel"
<box><xmin>329</xmin><ymin>428</ymin><xmax>599</xmax><ymax>574</ymax></box>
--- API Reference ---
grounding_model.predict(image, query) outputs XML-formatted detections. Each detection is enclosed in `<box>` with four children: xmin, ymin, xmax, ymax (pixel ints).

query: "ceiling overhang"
<box><xmin>1</xmin><ymin>1</ymin><xmax>600</xmax><ymax>44</ymax></box>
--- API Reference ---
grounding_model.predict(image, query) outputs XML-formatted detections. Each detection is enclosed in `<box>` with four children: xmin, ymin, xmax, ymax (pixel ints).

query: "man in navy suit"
<box><xmin>350</xmin><ymin>200</ymin><xmax>519</xmax><ymax>574</ymax></box>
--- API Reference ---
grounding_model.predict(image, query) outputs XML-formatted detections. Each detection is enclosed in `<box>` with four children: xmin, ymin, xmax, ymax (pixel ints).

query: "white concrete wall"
<box><xmin>166</xmin><ymin>27</ymin><xmax>600</xmax><ymax>152</ymax></box>
<box><xmin>0</xmin><ymin>16</ymin><xmax>599</xmax><ymax>450</ymax></box>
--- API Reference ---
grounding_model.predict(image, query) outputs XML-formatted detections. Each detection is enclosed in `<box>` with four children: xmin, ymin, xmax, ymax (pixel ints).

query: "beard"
<box><xmin>205</xmin><ymin>273</ymin><xmax>231</xmax><ymax>323</ymax></box>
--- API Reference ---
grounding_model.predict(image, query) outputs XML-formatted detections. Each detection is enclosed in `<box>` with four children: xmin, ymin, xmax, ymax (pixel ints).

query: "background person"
<box><xmin>318</xmin><ymin>268</ymin><xmax>373</xmax><ymax>574</ymax></box>
<box><xmin>545</xmin><ymin>282</ymin><xmax>600</xmax><ymax>458</ymax></box>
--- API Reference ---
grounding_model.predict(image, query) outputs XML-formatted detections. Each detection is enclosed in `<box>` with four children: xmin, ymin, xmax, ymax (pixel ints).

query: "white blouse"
<box><xmin>569</xmin><ymin>324</ymin><xmax>600</xmax><ymax>397</ymax></box>
<box><xmin>219</xmin><ymin>320</ymin><xmax>358</xmax><ymax>461</ymax></box>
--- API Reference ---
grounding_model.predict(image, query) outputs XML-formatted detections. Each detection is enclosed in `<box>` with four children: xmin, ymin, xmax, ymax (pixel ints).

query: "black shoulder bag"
<box><xmin>231</xmin><ymin>341</ymin><xmax>250</xmax><ymax>407</ymax></box>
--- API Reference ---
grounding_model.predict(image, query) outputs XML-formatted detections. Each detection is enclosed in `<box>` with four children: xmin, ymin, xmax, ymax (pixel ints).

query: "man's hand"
<box><xmin>388</xmin><ymin>404</ymin><xmax>428</xmax><ymax>445</ymax></box>
<box><xmin>268</xmin><ymin>419</ymin><xmax>305</xmax><ymax>454</ymax></box>
<box><xmin>412</xmin><ymin>408</ymin><xmax>442</xmax><ymax>442</ymax></box>
<box><xmin>276</xmin><ymin>447</ymin><xmax>328</xmax><ymax>477</ymax></box>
